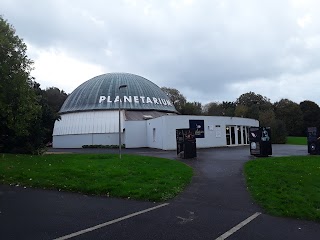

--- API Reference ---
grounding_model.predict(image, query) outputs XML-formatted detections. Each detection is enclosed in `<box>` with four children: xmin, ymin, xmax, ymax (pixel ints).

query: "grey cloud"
<box><xmin>1</xmin><ymin>0</ymin><xmax>320</xmax><ymax>104</ymax></box>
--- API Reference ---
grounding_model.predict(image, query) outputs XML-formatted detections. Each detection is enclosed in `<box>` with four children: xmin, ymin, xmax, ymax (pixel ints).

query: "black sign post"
<box><xmin>176</xmin><ymin>128</ymin><xmax>197</xmax><ymax>159</ymax></box>
<box><xmin>307</xmin><ymin>127</ymin><xmax>320</xmax><ymax>155</ymax></box>
<box><xmin>249</xmin><ymin>127</ymin><xmax>272</xmax><ymax>157</ymax></box>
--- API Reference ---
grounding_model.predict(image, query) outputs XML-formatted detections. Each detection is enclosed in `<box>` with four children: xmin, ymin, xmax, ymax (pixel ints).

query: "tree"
<box><xmin>42</xmin><ymin>87</ymin><xmax>67</xmax><ymax>142</ymax></box>
<box><xmin>33</xmin><ymin>84</ymin><xmax>65</xmax><ymax>144</ymax></box>
<box><xmin>43</xmin><ymin>87</ymin><xmax>68</xmax><ymax>113</ymax></box>
<box><xmin>235</xmin><ymin>92</ymin><xmax>273</xmax><ymax>120</ymax></box>
<box><xmin>0</xmin><ymin>16</ymin><xmax>41</xmax><ymax>153</ymax></box>
<box><xmin>234</xmin><ymin>92</ymin><xmax>287</xmax><ymax>142</ymax></box>
<box><xmin>161</xmin><ymin>87</ymin><xmax>186</xmax><ymax>113</ymax></box>
<box><xmin>204</xmin><ymin>101</ymin><xmax>235</xmax><ymax>116</ymax></box>
<box><xmin>234</xmin><ymin>104</ymin><xmax>249</xmax><ymax>118</ymax></box>
<box><xmin>236</xmin><ymin>92</ymin><xmax>271</xmax><ymax>107</ymax></box>
<box><xmin>274</xmin><ymin>99</ymin><xmax>303</xmax><ymax>136</ymax></box>
<box><xmin>203</xmin><ymin>102</ymin><xmax>224</xmax><ymax>116</ymax></box>
<box><xmin>259</xmin><ymin>109</ymin><xmax>276</xmax><ymax>127</ymax></box>
<box><xmin>180</xmin><ymin>102</ymin><xmax>202</xmax><ymax>115</ymax></box>
<box><xmin>221</xmin><ymin>101</ymin><xmax>236</xmax><ymax>117</ymax></box>
<box><xmin>300</xmin><ymin>100</ymin><xmax>320</xmax><ymax>135</ymax></box>
<box><xmin>270</xmin><ymin>119</ymin><xmax>287</xmax><ymax>144</ymax></box>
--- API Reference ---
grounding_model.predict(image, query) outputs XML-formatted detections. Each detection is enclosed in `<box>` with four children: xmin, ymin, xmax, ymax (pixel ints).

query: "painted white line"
<box><xmin>53</xmin><ymin>203</ymin><xmax>169</xmax><ymax>240</ymax></box>
<box><xmin>215</xmin><ymin>212</ymin><xmax>261</xmax><ymax>240</ymax></box>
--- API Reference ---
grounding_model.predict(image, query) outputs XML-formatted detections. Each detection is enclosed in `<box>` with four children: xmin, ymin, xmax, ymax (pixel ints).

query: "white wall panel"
<box><xmin>93</xmin><ymin>133</ymin><xmax>121</xmax><ymax>145</ymax></box>
<box><xmin>146</xmin><ymin>117</ymin><xmax>164</xmax><ymax>149</ymax></box>
<box><xmin>53</xmin><ymin>110</ymin><xmax>125</xmax><ymax>136</ymax></box>
<box><xmin>53</xmin><ymin>134</ymin><xmax>92</xmax><ymax>148</ymax></box>
<box><xmin>125</xmin><ymin>121</ymin><xmax>147</xmax><ymax>148</ymax></box>
<box><xmin>53</xmin><ymin>133</ymin><xmax>121</xmax><ymax>148</ymax></box>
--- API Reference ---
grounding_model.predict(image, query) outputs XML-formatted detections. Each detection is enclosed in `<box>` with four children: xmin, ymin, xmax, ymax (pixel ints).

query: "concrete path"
<box><xmin>1</xmin><ymin>145</ymin><xmax>319</xmax><ymax>239</ymax></box>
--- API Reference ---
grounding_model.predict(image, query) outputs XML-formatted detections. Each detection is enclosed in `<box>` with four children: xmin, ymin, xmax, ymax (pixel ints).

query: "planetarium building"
<box><xmin>53</xmin><ymin>73</ymin><xmax>259</xmax><ymax>149</ymax></box>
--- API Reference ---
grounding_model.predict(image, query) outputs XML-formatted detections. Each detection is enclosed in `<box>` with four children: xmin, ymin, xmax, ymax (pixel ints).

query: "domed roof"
<box><xmin>60</xmin><ymin>73</ymin><xmax>177</xmax><ymax>113</ymax></box>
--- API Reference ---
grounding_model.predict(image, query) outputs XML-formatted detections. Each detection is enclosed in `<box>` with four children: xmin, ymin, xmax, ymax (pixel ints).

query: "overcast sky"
<box><xmin>1</xmin><ymin>0</ymin><xmax>320</xmax><ymax>105</ymax></box>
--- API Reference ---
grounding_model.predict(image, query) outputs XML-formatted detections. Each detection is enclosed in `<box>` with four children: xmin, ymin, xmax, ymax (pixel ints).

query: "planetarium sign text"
<box><xmin>99</xmin><ymin>95</ymin><xmax>173</xmax><ymax>106</ymax></box>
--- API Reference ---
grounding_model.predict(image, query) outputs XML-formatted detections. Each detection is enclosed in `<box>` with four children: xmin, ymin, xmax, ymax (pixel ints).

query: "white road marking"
<box><xmin>215</xmin><ymin>212</ymin><xmax>261</xmax><ymax>240</ymax></box>
<box><xmin>53</xmin><ymin>203</ymin><xmax>169</xmax><ymax>240</ymax></box>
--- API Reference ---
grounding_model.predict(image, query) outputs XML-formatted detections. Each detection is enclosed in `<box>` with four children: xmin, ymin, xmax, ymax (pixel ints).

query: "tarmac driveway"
<box><xmin>1</xmin><ymin>145</ymin><xmax>320</xmax><ymax>239</ymax></box>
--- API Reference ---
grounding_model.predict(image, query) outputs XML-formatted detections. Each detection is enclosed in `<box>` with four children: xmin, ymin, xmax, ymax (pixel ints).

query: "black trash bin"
<box><xmin>176</xmin><ymin>128</ymin><xmax>197</xmax><ymax>159</ymax></box>
<box><xmin>249</xmin><ymin>126</ymin><xmax>272</xmax><ymax>157</ymax></box>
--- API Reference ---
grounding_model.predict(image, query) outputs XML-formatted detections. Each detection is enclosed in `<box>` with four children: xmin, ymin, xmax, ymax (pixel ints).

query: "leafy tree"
<box><xmin>42</xmin><ymin>87</ymin><xmax>67</xmax><ymax>142</ymax></box>
<box><xmin>235</xmin><ymin>92</ymin><xmax>273</xmax><ymax>120</ymax></box>
<box><xmin>221</xmin><ymin>101</ymin><xmax>236</xmax><ymax>117</ymax></box>
<box><xmin>180</xmin><ymin>102</ymin><xmax>202</xmax><ymax>115</ymax></box>
<box><xmin>247</xmin><ymin>104</ymin><xmax>260</xmax><ymax>120</ymax></box>
<box><xmin>274</xmin><ymin>99</ymin><xmax>303</xmax><ymax>136</ymax></box>
<box><xmin>236</xmin><ymin>91</ymin><xmax>271</xmax><ymax>107</ymax></box>
<box><xmin>43</xmin><ymin>87</ymin><xmax>68</xmax><ymax>113</ymax></box>
<box><xmin>161</xmin><ymin>87</ymin><xmax>186</xmax><ymax>113</ymax></box>
<box><xmin>0</xmin><ymin>16</ymin><xmax>41</xmax><ymax>153</ymax></box>
<box><xmin>203</xmin><ymin>102</ymin><xmax>224</xmax><ymax>116</ymax></box>
<box><xmin>34</xmin><ymin>84</ymin><xmax>65</xmax><ymax>144</ymax></box>
<box><xmin>270</xmin><ymin>119</ymin><xmax>287</xmax><ymax>144</ymax></box>
<box><xmin>235</xmin><ymin>92</ymin><xmax>287</xmax><ymax>142</ymax></box>
<box><xmin>259</xmin><ymin>109</ymin><xmax>276</xmax><ymax>127</ymax></box>
<box><xmin>234</xmin><ymin>104</ymin><xmax>249</xmax><ymax>118</ymax></box>
<box><xmin>204</xmin><ymin>101</ymin><xmax>235</xmax><ymax>116</ymax></box>
<box><xmin>300</xmin><ymin>100</ymin><xmax>320</xmax><ymax>135</ymax></box>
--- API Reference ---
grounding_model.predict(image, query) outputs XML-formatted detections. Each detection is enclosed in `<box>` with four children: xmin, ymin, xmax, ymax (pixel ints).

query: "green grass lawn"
<box><xmin>286</xmin><ymin>136</ymin><xmax>307</xmax><ymax>145</ymax></box>
<box><xmin>0</xmin><ymin>154</ymin><xmax>193</xmax><ymax>202</ymax></box>
<box><xmin>245</xmin><ymin>156</ymin><xmax>320</xmax><ymax>222</ymax></box>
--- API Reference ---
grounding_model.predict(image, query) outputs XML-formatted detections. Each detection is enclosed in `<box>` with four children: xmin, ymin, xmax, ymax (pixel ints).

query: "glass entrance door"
<box><xmin>226</xmin><ymin>126</ymin><xmax>231</xmax><ymax>145</ymax></box>
<box><xmin>230</xmin><ymin>126</ymin><xmax>236</xmax><ymax>145</ymax></box>
<box><xmin>226</xmin><ymin>125</ymin><xmax>236</xmax><ymax>145</ymax></box>
<box><xmin>237</xmin><ymin>126</ymin><xmax>242</xmax><ymax>144</ymax></box>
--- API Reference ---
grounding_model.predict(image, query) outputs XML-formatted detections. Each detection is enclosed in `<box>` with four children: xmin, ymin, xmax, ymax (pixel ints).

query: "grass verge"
<box><xmin>245</xmin><ymin>156</ymin><xmax>320</xmax><ymax>222</ymax></box>
<box><xmin>286</xmin><ymin>136</ymin><xmax>307</xmax><ymax>145</ymax></box>
<box><xmin>0</xmin><ymin>154</ymin><xmax>193</xmax><ymax>202</ymax></box>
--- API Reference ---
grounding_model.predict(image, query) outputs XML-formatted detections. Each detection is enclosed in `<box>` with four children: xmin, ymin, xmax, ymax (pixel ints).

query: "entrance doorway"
<box><xmin>226</xmin><ymin>125</ymin><xmax>250</xmax><ymax>145</ymax></box>
<box><xmin>226</xmin><ymin>126</ymin><xmax>236</xmax><ymax>145</ymax></box>
<box><xmin>237</xmin><ymin>126</ymin><xmax>242</xmax><ymax>144</ymax></box>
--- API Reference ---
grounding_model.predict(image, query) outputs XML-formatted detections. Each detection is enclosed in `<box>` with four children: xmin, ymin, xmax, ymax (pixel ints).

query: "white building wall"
<box><xmin>53</xmin><ymin>110</ymin><xmax>126</xmax><ymax>148</ymax></box>
<box><xmin>53</xmin><ymin>111</ymin><xmax>259</xmax><ymax>149</ymax></box>
<box><xmin>53</xmin><ymin>110</ymin><xmax>125</xmax><ymax>135</ymax></box>
<box><xmin>146</xmin><ymin>117</ymin><xmax>164</xmax><ymax>149</ymax></box>
<box><xmin>53</xmin><ymin>133</ymin><xmax>121</xmax><ymax>148</ymax></box>
<box><xmin>146</xmin><ymin>115</ymin><xmax>259</xmax><ymax>150</ymax></box>
<box><xmin>125</xmin><ymin>121</ymin><xmax>147</xmax><ymax>148</ymax></box>
<box><xmin>93</xmin><ymin>133</ymin><xmax>121</xmax><ymax>145</ymax></box>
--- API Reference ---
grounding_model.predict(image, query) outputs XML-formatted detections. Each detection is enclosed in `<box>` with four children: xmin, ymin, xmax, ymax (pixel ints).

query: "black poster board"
<box><xmin>189</xmin><ymin>120</ymin><xmax>205</xmax><ymax>138</ymax></box>
<box><xmin>176</xmin><ymin>128</ymin><xmax>197</xmax><ymax>159</ymax></box>
<box><xmin>249</xmin><ymin>127</ymin><xmax>272</xmax><ymax>157</ymax></box>
<box><xmin>307</xmin><ymin>127</ymin><xmax>320</xmax><ymax>155</ymax></box>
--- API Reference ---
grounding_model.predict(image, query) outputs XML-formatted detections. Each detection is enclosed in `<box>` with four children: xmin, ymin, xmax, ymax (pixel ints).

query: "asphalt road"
<box><xmin>1</xmin><ymin>145</ymin><xmax>320</xmax><ymax>240</ymax></box>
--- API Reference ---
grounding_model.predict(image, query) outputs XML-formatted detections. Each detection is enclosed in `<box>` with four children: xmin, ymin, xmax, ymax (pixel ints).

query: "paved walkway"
<box><xmin>1</xmin><ymin>145</ymin><xmax>319</xmax><ymax>239</ymax></box>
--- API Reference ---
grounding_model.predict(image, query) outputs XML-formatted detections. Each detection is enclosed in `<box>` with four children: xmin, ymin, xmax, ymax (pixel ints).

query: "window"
<box><xmin>231</xmin><ymin>126</ymin><xmax>236</xmax><ymax>145</ymax></box>
<box><xmin>242</xmin><ymin>127</ymin><xmax>247</xmax><ymax>144</ymax></box>
<box><xmin>246</xmin><ymin>127</ymin><xmax>250</xmax><ymax>144</ymax></box>
<box><xmin>226</xmin><ymin>126</ymin><xmax>230</xmax><ymax>145</ymax></box>
<box><xmin>153</xmin><ymin>128</ymin><xmax>156</xmax><ymax>142</ymax></box>
<box><xmin>237</xmin><ymin>126</ymin><xmax>242</xmax><ymax>144</ymax></box>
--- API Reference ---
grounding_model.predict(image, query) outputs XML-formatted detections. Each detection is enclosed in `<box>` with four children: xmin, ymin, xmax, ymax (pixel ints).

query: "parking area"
<box><xmin>1</xmin><ymin>145</ymin><xmax>320</xmax><ymax>239</ymax></box>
